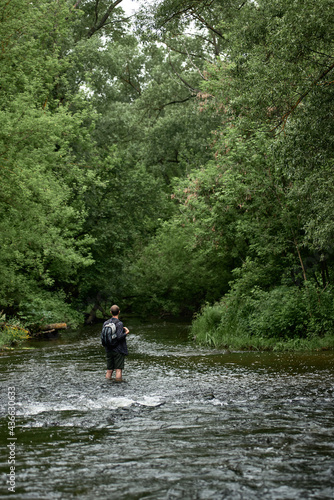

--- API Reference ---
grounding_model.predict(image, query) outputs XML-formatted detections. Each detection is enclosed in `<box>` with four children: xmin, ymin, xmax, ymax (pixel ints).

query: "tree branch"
<box><xmin>95</xmin><ymin>0</ymin><xmax>100</xmax><ymax>25</ymax></box>
<box><xmin>119</xmin><ymin>74</ymin><xmax>141</xmax><ymax>95</ymax></box>
<box><xmin>185</xmin><ymin>46</ymin><xmax>209</xmax><ymax>79</ymax></box>
<box><xmin>87</xmin><ymin>0</ymin><xmax>123</xmax><ymax>38</ymax></box>
<box><xmin>168</xmin><ymin>55</ymin><xmax>200</xmax><ymax>93</ymax></box>
<box><xmin>161</xmin><ymin>7</ymin><xmax>194</xmax><ymax>27</ymax></box>
<box><xmin>163</xmin><ymin>41</ymin><xmax>210</xmax><ymax>62</ymax></box>
<box><xmin>294</xmin><ymin>237</ymin><xmax>307</xmax><ymax>282</ymax></box>
<box><xmin>154</xmin><ymin>95</ymin><xmax>196</xmax><ymax>111</ymax></box>
<box><xmin>190</xmin><ymin>10</ymin><xmax>225</xmax><ymax>40</ymax></box>
<box><xmin>273</xmin><ymin>59</ymin><xmax>334</xmax><ymax>132</ymax></box>
<box><xmin>237</xmin><ymin>2</ymin><xmax>247</xmax><ymax>10</ymax></box>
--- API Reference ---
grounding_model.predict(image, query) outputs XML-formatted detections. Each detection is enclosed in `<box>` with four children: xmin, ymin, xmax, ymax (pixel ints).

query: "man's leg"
<box><xmin>106</xmin><ymin>351</ymin><xmax>114</xmax><ymax>379</ymax></box>
<box><xmin>115</xmin><ymin>369</ymin><xmax>122</xmax><ymax>381</ymax></box>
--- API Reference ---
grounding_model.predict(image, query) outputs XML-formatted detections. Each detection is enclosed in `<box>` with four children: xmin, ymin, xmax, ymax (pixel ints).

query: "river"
<box><xmin>1</xmin><ymin>319</ymin><xmax>334</xmax><ymax>499</ymax></box>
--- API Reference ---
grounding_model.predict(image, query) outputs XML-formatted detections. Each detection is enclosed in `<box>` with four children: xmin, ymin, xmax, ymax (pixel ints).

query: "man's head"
<box><xmin>110</xmin><ymin>304</ymin><xmax>120</xmax><ymax>317</ymax></box>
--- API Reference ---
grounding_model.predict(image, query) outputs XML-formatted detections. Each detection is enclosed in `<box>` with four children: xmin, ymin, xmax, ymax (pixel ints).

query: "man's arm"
<box><xmin>116</xmin><ymin>321</ymin><xmax>129</xmax><ymax>340</ymax></box>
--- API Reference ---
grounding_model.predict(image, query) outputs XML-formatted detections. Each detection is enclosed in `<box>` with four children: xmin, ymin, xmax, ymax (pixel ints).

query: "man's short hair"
<box><xmin>110</xmin><ymin>304</ymin><xmax>120</xmax><ymax>316</ymax></box>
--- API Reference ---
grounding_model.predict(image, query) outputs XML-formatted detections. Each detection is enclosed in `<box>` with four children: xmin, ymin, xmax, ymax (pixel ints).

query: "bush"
<box><xmin>191</xmin><ymin>302</ymin><xmax>224</xmax><ymax>346</ymax></box>
<box><xmin>0</xmin><ymin>315</ymin><xmax>30</xmax><ymax>348</ymax></box>
<box><xmin>191</xmin><ymin>283</ymin><xmax>334</xmax><ymax>350</ymax></box>
<box><xmin>17</xmin><ymin>290</ymin><xmax>83</xmax><ymax>329</ymax></box>
<box><xmin>247</xmin><ymin>286</ymin><xmax>309</xmax><ymax>338</ymax></box>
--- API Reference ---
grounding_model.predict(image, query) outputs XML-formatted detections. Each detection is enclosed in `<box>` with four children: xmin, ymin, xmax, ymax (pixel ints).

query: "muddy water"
<box><xmin>0</xmin><ymin>319</ymin><xmax>334</xmax><ymax>499</ymax></box>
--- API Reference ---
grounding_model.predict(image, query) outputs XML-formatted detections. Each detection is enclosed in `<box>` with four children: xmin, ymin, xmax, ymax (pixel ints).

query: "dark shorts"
<box><xmin>106</xmin><ymin>350</ymin><xmax>125</xmax><ymax>370</ymax></box>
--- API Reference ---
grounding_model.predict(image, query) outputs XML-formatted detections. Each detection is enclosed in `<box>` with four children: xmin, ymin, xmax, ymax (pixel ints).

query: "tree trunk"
<box><xmin>85</xmin><ymin>303</ymin><xmax>109</xmax><ymax>324</ymax></box>
<box><xmin>294</xmin><ymin>238</ymin><xmax>307</xmax><ymax>282</ymax></box>
<box><xmin>321</xmin><ymin>259</ymin><xmax>330</xmax><ymax>288</ymax></box>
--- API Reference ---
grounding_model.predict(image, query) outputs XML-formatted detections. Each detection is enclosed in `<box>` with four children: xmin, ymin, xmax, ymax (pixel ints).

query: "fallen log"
<box><xmin>41</xmin><ymin>323</ymin><xmax>67</xmax><ymax>331</ymax></box>
<box><xmin>32</xmin><ymin>322</ymin><xmax>67</xmax><ymax>338</ymax></box>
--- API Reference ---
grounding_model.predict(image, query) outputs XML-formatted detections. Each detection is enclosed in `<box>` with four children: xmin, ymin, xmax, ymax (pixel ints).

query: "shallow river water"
<box><xmin>1</xmin><ymin>319</ymin><xmax>334</xmax><ymax>499</ymax></box>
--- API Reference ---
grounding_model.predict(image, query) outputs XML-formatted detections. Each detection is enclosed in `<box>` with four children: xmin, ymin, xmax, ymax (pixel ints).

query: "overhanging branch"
<box><xmin>87</xmin><ymin>0</ymin><xmax>123</xmax><ymax>38</ymax></box>
<box><xmin>274</xmin><ymin>59</ymin><xmax>334</xmax><ymax>132</ymax></box>
<box><xmin>168</xmin><ymin>54</ymin><xmax>200</xmax><ymax>93</ymax></box>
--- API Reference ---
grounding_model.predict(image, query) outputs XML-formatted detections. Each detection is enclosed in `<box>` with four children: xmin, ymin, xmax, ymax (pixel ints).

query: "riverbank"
<box><xmin>2</xmin><ymin>319</ymin><xmax>334</xmax><ymax>353</ymax></box>
<box><xmin>0</xmin><ymin>323</ymin><xmax>30</xmax><ymax>350</ymax></box>
<box><xmin>191</xmin><ymin>297</ymin><xmax>334</xmax><ymax>352</ymax></box>
<box><xmin>192</xmin><ymin>330</ymin><xmax>334</xmax><ymax>352</ymax></box>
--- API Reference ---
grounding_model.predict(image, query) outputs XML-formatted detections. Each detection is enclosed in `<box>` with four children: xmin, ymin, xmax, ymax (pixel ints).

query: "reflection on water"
<box><xmin>0</xmin><ymin>320</ymin><xmax>333</xmax><ymax>499</ymax></box>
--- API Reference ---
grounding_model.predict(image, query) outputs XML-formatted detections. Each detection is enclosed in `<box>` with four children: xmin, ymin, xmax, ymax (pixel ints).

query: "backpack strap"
<box><xmin>111</xmin><ymin>318</ymin><xmax>121</xmax><ymax>332</ymax></box>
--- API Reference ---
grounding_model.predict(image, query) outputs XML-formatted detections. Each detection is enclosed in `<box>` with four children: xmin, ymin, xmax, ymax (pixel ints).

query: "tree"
<box><xmin>64</xmin><ymin>10</ymin><xmax>224</xmax><ymax>317</ymax></box>
<box><xmin>131</xmin><ymin>0</ymin><xmax>334</xmax><ymax>338</ymax></box>
<box><xmin>0</xmin><ymin>0</ymin><xmax>95</xmax><ymax>325</ymax></box>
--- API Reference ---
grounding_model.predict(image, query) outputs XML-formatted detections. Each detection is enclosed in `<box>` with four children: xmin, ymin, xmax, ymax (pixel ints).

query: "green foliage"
<box><xmin>77</xmin><ymin>155</ymin><xmax>169</xmax><ymax>307</ymax></box>
<box><xmin>191</xmin><ymin>303</ymin><xmax>224</xmax><ymax>347</ymax></box>
<box><xmin>1</xmin><ymin>0</ymin><xmax>218</xmax><ymax>321</ymax></box>
<box><xmin>0</xmin><ymin>313</ymin><xmax>30</xmax><ymax>348</ymax></box>
<box><xmin>0</xmin><ymin>0</ymin><xmax>94</xmax><ymax>320</ymax></box>
<box><xmin>68</xmin><ymin>16</ymin><xmax>224</xmax><ymax>312</ymax></box>
<box><xmin>130</xmin><ymin>202</ymin><xmax>234</xmax><ymax>316</ymax></box>
<box><xmin>134</xmin><ymin>0</ymin><xmax>334</xmax><ymax>348</ymax></box>
<box><xmin>18</xmin><ymin>291</ymin><xmax>83</xmax><ymax>328</ymax></box>
<box><xmin>1</xmin><ymin>0</ymin><xmax>333</xmax><ymax>352</ymax></box>
<box><xmin>192</xmin><ymin>283</ymin><xmax>334</xmax><ymax>350</ymax></box>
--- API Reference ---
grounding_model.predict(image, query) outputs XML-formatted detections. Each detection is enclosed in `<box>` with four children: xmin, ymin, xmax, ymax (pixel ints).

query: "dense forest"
<box><xmin>1</xmin><ymin>0</ymin><xmax>334</xmax><ymax>349</ymax></box>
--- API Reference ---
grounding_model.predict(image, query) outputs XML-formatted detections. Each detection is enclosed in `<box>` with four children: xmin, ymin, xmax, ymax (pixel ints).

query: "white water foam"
<box><xmin>16</xmin><ymin>395</ymin><xmax>163</xmax><ymax>416</ymax></box>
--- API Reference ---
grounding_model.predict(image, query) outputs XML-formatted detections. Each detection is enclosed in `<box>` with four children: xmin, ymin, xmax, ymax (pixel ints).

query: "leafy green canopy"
<box><xmin>0</xmin><ymin>0</ymin><xmax>221</xmax><ymax>326</ymax></box>
<box><xmin>65</xmin><ymin>3</ymin><xmax>224</xmax><ymax>314</ymax></box>
<box><xmin>0</xmin><ymin>0</ymin><xmax>95</xmax><ymax>325</ymax></box>
<box><xmin>131</xmin><ymin>0</ymin><xmax>334</xmax><ymax>340</ymax></box>
<box><xmin>2</xmin><ymin>0</ymin><xmax>333</xmax><ymax>340</ymax></box>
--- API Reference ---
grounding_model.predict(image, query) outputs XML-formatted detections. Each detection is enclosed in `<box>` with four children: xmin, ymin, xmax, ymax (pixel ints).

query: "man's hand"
<box><xmin>124</xmin><ymin>327</ymin><xmax>130</xmax><ymax>335</ymax></box>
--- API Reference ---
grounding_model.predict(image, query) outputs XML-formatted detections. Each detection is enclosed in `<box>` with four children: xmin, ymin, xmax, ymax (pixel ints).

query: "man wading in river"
<box><xmin>104</xmin><ymin>305</ymin><xmax>129</xmax><ymax>381</ymax></box>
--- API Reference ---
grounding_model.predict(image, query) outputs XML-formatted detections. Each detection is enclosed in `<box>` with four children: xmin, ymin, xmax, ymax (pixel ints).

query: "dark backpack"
<box><xmin>101</xmin><ymin>320</ymin><xmax>119</xmax><ymax>348</ymax></box>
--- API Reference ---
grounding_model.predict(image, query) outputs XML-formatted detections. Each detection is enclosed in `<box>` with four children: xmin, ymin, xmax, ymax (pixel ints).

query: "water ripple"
<box><xmin>0</xmin><ymin>321</ymin><xmax>333</xmax><ymax>499</ymax></box>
